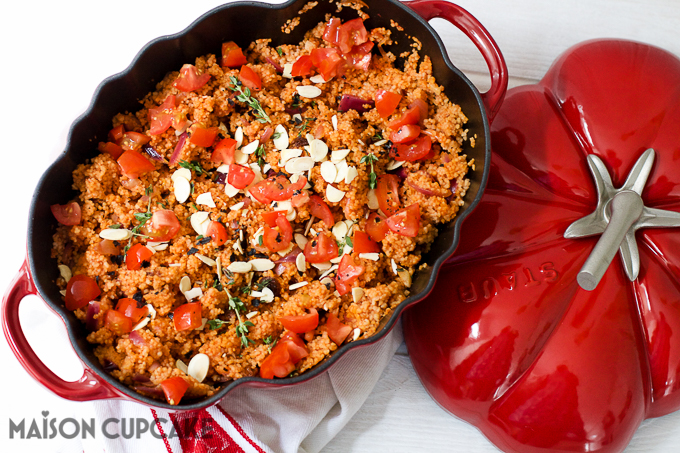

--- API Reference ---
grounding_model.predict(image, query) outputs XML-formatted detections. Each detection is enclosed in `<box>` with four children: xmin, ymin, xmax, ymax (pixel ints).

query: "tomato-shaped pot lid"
<box><xmin>403</xmin><ymin>39</ymin><xmax>680</xmax><ymax>453</ymax></box>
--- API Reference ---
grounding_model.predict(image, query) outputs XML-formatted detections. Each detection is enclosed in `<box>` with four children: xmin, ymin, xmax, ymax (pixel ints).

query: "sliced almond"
<box><xmin>331</xmin><ymin>149</ymin><xmax>350</xmax><ymax>162</ymax></box>
<box><xmin>367</xmin><ymin>189</ymin><xmax>379</xmax><ymax>210</ymax></box>
<box><xmin>171</xmin><ymin>168</ymin><xmax>192</xmax><ymax>182</ymax></box>
<box><xmin>187</xmin><ymin>353</ymin><xmax>209</xmax><ymax>383</ymax></box>
<box><xmin>296</xmin><ymin>252</ymin><xmax>306</xmax><ymax>273</ymax></box>
<box><xmin>345</xmin><ymin>166</ymin><xmax>359</xmax><ymax>184</ymax></box>
<box><xmin>312</xmin><ymin>261</ymin><xmax>333</xmax><ymax>271</ymax></box>
<box><xmin>132</xmin><ymin>316</ymin><xmax>151</xmax><ymax>331</ymax></box>
<box><xmin>285</xmin><ymin>156</ymin><xmax>314</xmax><ymax>174</ymax></box>
<box><xmin>190</xmin><ymin>212</ymin><xmax>210</xmax><ymax>236</ymax></box>
<box><xmin>179</xmin><ymin>276</ymin><xmax>191</xmax><ymax>293</ymax></box>
<box><xmin>58</xmin><ymin>264</ymin><xmax>72</xmax><ymax>283</ymax></box>
<box><xmin>195</xmin><ymin>253</ymin><xmax>217</xmax><ymax>267</ymax></box>
<box><xmin>310</xmin><ymin>139</ymin><xmax>329</xmax><ymax>162</ymax></box>
<box><xmin>326</xmin><ymin>185</ymin><xmax>346</xmax><ymax>203</ymax></box>
<box><xmin>146</xmin><ymin>304</ymin><xmax>157</xmax><ymax>320</ymax></box>
<box><xmin>230</xmin><ymin>201</ymin><xmax>245</xmax><ymax>211</ymax></box>
<box><xmin>216</xmin><ymin>164</ymin><xmax>230</xmax><ymax>174</ymax></box>
<box><xmin>334</xmin><ymin>160</ymin><xmax>349</xmax><ymax>183</ymax></box>
<box><xmin>320</xmin><ymin>277</ymin><xmax>335</xmax><ymax>288</ymax></box>
<box><xmin>296</xmin><ymin>85</ymin><xmax>322</xmax><ymax>98</ymax></box>
<box><xmin>184</xmin><ymin>287</ymin><xmax>204</xmax><ymax>301</ymax></box>
<box><xmin>241</xmin><ymin>140</ymin><xmax>260</xmax><ymax>155</ymax></box>
<box><xmin>386</xmin><ymin>160</ymin><xmax>405</xmax><ymax>171</ymax></box>
<box><xmin>332</xmin><ymin>115</ymin><xmax>338</xmax><ymax>131</ymax></box>
<box><xmin>227</xmin><ymin>261</ymin><xmax>252</xmax><ymax>273</ymax></box>
<box><xmin>286</xmin><ymin>209</ymin><xmax>296</xmax><ymax>222</ymax></box>
<box><xmin>294</xmin><ymin>233</ymin><xmax>308</xmax><ymax>249</ymax></box>
<box><xmin>174</xmin><ymin>176</ymin><xmax>192</xmax><ymax>204</ymax></box>
<box><xmin>359</xmin><ymin>253</ymin><xmax>380</xmax><ymax>261</ymax></box>
<box><xmin>234</xmin><ymin>126</ymin><xmax>244</xmax><ymax>148</ymax></box>
<box><xmin>398</xmin><ymin>269</ymin><xmax>412</xmax><ymax>288</ymax></box>
<box><xmin>196</xmin><ymin>192</ymin><xmax>216</xmax><ymax>208</ymax></box>
<box><xmin>332</xmin><ymin>221</ymin><xmax>349</xmax><ymax>240</ymax></box>
<box><xmin>234</xmin><ymin>148</ymin><xmax>249</xmax><ymax>164</ymax></box>
<box><xmin>176</xmin><ymin>359</ymin><xmax>188</xmax><ymax>374</ymax></box>
<box><xmin>246</xmin><ymin>311</ymin><xmax>259</xmax><ymax>319</ymax></box>
<box><xmin>310</xmin><ymin>74</ymin><xmax>326</xmax><ymax>84</ymax></box>
<box><xmin>374</xmin><ymin>139</ymin><xmax>388</xmax><ymax>147</ymax></box>
<box><xmin>320</xmin><ymin>161</ymin><xmax>337</xmax><ymax>183</ymax></box>
<box><xmin>289</xmin><ymin>281</ymin><xmax>309</xmax><ymax>290</ymax></box>
<box><xmin>293</xmin><ymin>113</ymin><xmax>303</xmax><ymax>123</ymax></box>
<box><xmin>263</xmin><ymin>163</ymin><xmax>271</xmax><ymax>174</ymax></box>
<box><xmin>273</xmin><ymin>124</ymin><xmax>289</xmax><ymax>150</ymax></box>
<box><xmin>99</xmin><ymin>228</ymin><xmax>133</xmax><ymax>241</ymax></box>
<box><xmin>353</xmin><ymin>328</ymin><xmax>361</xmax><ymax>341</ymax></box>
<box><xmin>252</xmin><ymin>227</ymin><xmax>264</xmax><ymax>247</ymax></box>
<box><xmin>272</xmin><ymin>200</ymin><xmax>292</xmax><ymax>212</ymax></box>
<box><xmin>260</xmin><ymin>287</ymin><xmax>275</xmax><ymax>303</ymax></box>
<box><xmin>330</xmin><ymin>256</ymin><xmax>343</xmax><ymax>264</ymax></box>
<box><xmin>282</xmin><ymin>63</ymin><xmax>293</xmax><ymax>78</ymax></box>
<box><xmin>319</xmin><ymin>264</ymin><xmax>339</xmax><ymax>280</ymax></box>
<box><xmin>280</xmin><ymin>148</ymin><xmax>303</xmax><ymax>165</ymax></box>
<box><xmin>391</xmin><ymin>259</ymin><xmax>398</xmax><ymax>275</ymax></box>
<box><xmin>249</xmin><ymin>258</ymin><xmax>275</xmax><ymax>272</ymax></box>
<box><xmin>352</xmin><ymin>287</ymin><xmax>364</xmax><ymax>304</ymax></box>
<box><xmin>224</xmin><ymin>182</ymin><xmax>240</xmax><ymax>198</ymax></box>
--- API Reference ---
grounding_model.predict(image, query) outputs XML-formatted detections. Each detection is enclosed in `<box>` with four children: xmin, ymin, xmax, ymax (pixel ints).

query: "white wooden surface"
<box><xmin>1</xmin><ymin>1</ymin><xmax>680</xmax><ymax>452</ymax></box>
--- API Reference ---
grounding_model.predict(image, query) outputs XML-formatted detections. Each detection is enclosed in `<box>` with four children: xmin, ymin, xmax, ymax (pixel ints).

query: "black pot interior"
<box><xmin>27</xmin><ymin>0</ymin><xmax>491</xmax><ymax>409</ymax></box>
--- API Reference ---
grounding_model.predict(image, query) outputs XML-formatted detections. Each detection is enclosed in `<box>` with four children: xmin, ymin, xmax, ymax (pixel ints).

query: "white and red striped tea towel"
<box><xmin>81</xmin><ymin>323</ymin><xmax>402</xmax><ymax>453</ymax></box>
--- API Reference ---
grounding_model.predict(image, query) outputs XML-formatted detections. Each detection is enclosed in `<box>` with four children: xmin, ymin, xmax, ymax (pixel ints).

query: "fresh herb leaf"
<box><xmin>145</xmin><ymin>185</ymin><xmax>153</xmax><ymax>196</ymax></box>
<box><xmin>276</xmin><ymin>47</ymin><xmax>283</xmax><ymax>56</ymax></box>
<box><xmin>228</xmin><ymin>75</ymin><xmax>271</xmax><ymax>123</ymax></box>
<box><xmin>258</xmin><ymin>235</ymin><xmax>263</xmax><ymax>246</ymax></box>
<box><xmin>109</xmin><ymin>224</ymin><xmax>122</xmax><ymax>229</ymax></box>
<box><xmin>345</xmin><ymin>236</ymin><xmax>354</xmax><ymax>248</ymax></box>
<box><xmin>263</xmin><ymin>336</ymin><xmax>273</xmax><ymax>344</ymax></box>
<box><xmin>207</xmin><ymin>319</ymin><xmax>229</xmax><ymax>330</ymax></box>
<box><xmin>179</xmin><ymin>160</ymin><xmax>205</xmax><ymax>176</ymax></box>
<box><xmin>255</xmin><ymin>144</ymin><xmax>267</xmax><ymax>167</ymax></box>
<box><xmin>228</xmin><ymin>296</ymin><xmax>254</xmax><ymax>347</ymax></box>
<box><xmin>372</xmin><ymin>132</ymin><xmax>384</xmax><ymax>142</ymax></box>
<box><xmin>272</xmin><ymin>131</ymin><xmax>281</xmax><ymax>140</ymax></box>
<box><xmin>212</xmin><ymin>279</ymin><xmax>224</xmax><ymax>291</ymax></box>
<box><xmin>253</xmin><ymin>278</ymin><xmax>274</xmax><ymax>290</ymax></box>
<box><xmin>360</xmin><ymin>153</ymin><xmax>379</xmax><ymax>189</ymax></box>
<box><xmin>241</xmin><ymin>285</ymin><xmax>252</xmax><ymax>295</ymax></box>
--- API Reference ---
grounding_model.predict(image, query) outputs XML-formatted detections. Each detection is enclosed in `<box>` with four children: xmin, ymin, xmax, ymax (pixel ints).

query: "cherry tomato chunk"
<box><xmin>211</xmin><ymin>138</ymin><xmax>237</xmax><ymax>164</ymax></box>
<box><xmin>161</xmin><ymin>376</ymin><xmax>190</xmax><ymax>406</ymax></box>
<box><xmin>173</xmin><ymin>302</ymin><xmax>203</xmax><ymax>331</ymax></box>
<box><xmin>227</xmin><ymin>164</ymin><xmax>256</xmax><ymax>189</ymax></box>
<box><xmin>390</xmin><ymin>135</ymin><xmax>433</xmax><ymax>162</ymax></box>
<box><xmin>365</xmin><ymin>212</ymin><xmax>389</xmax><ymax>242</ymax></box>
<box><xmin>115</xmin><ymin>298</ymin><xmax>148</xmax><ymax>324</ymax></box>
<box><xmin>334</xmin><ymin>255</ymin><xmax>364</xmax><ymax>296</ymax></box>
<box><xmin>352</xmin><ymin>231</ymin><xmax>380</xmax><ymax>254</ymax></box>
<box><xmin>188</xmin><ymin>125</ymin><xmax>219</xmax><ymax>148</ymax></box>
<box><xmin>221</xmin><ymin>41</ymin><xmax>247</xmax><ymax>68</ymax></box>
<box><xmin>143</xmin><ymin>210</ymin><xmax>181</xmax><ymax>242</ymax></box>
<box><xmin>206</xmin><ymin>221</ymin><xmax>228</xmax><ymax>246</ymax></box>
<box><xmin>126</xmin><ymin>243</ymin><xmax>153</xmax><ymax>270</ymax></box>
<box><xmin>304</xmin><ymin>232</ymin><xmax>339</xmax><ymax>263</ymax></box>
<box><xmin>326</xmin><ymin>313</ymin><xmax>352</xmax><ymax>346</ymax></box>
<box><xmin>117</xmin><ymin>150</ymin><xmax>155</xmax><ymax>179</ymax></box>
<box><xmin>375</xmin><ymin>174</ymin><xmax>401</xmax><ymax>217</ymax></box>
<box><xmin>51</xmin><ymin>202</ymin><xmax>81</xmax><ymax>226</ymax></box>
<box><xmin>308</xmin><ymin>195</ymin><xmax>334</xmax><ymax>227</ymax></box>
<box><xmin>105</xmin><ymin>309</ymin><xmax>133</xmax><ymax>335</ymax></box>
<box><xmin>375</xmin><ymin>90</ymin><xmax>402</xmax><ymax>119</ymax></box>
<box><xmin>278</xmin><ymin>308</ymin><xmax>319</xmax><ymax>334</ymax></box>
<box><xmin>386</xmin><ymin>203</ymin><xmax>421</xmax><ymax>237</ymax></box>
<box><xmin>64</xmin><ymin>274</ymin><xmax>101</xmax><ymax>311</ymax></box>
<box><xmin>259</xmin><ymin>332</ymin><xmax>308</xmax><ymax>379</ymax></box>
<box><xmin>239</xmin><ymin>65</ymin><xmax>261</xmax><ymax>90</ymax></box>
<box><xmin>390</xmin><ymin>124</ymin><xmax>421</xmax><ymax>144</ymax></box>
<box><xmin>174</xmin><ymin>64</ymin><xmax>211</xmax><ymax>92</ymax></box>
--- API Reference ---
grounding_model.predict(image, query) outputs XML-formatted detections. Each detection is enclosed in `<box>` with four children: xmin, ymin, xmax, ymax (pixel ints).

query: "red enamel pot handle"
<box><xmin>404</xmin><ymin>0</ymin><xmax>508</xmax><ymax>122</ymax></box>
<box><xmin>2</xmin><ymin>259</ymin><xmax>120</xmax><ymax>401</ymax></box>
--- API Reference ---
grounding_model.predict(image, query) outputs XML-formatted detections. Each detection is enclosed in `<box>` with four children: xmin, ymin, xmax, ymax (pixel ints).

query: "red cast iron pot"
<box><xmin>1</xmin><ymin>0</ymin><xmax>507</xmax><ymax>410</ymax></box>
<box><xmin>404</xmin><ymin>38</ymin><xmax>680</xmax><ymax>452</ymax></box>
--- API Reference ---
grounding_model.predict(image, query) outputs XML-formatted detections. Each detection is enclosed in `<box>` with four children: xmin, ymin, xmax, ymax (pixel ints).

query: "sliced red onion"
<box><xmin>132</xmin><ymin>374</ymin><xmax>151</xmax><ymax>383</ymax></box>
<box><xmin>149</xmin><ymin>361</ymin><xmax>161</xmax><ymax>372</ymax></box>
<box><xmin>265</xmin><ymin>56</ymin><xmax>284</xmax><ymax>72</ymax></box>
<box><xmin>242</xmin><ymin>198</ymin><xmax>252</xmax><ymax>209</ymax></box>
<box><xmin>120</xmin><ymin>178</ymin><xmax>142</xmax><ymax>190</ymax></box>
<box><xmin>215</xmin><ymin>172</ymin><xmax>227</xmax><ymax>185</ymax></box>
<box><xmin>102</xmin><ymin>359</ymin><xmax>119</xmax><ymax>372</ymax></box>
<box><xmin>260</xmin><ymin>127</ymin><xmax>274</xmax><ymax>143</ymax></box>
<box><xmin>338</xmin><ymin>94</ymin><xmax>375</xmax><ymax>113</ymax></box>
<box><xmin>274</xmin><ymin>247</ymin><xmax>302</xmax><ymax>264</ymax></box>
<box><xmin>142</xmin><ymin>144</ymin><xmax>165</xmax><ymax>162</ymax></box>
<box><xmin>389</xmin><ymin>167</ymin><xmax>408</xmax><ymax>180</ymax></box>
<box><xmin>274</xmin><ymin>263</ymin><xmax>289</xmax><ymax>275</ymax></box>
<box><xmin>133</xmin><ymin>385</ymin><xmax>164</xmax><ymax>398</ymax></box>
<box><xmin>441</xmin><ymin>153</ymin><xmax>451</xmax><ymax>164</ymax></box>
<box><xmin>130</xmin><ymin>330</ymin><xmax>147</xmax><ymax>346</ymax></box>
<box><xmin>407</xmin><ymin>179</ymin><xmax>451</xmax><ymax>198</ymax></box>
<box><xmin>285</xmin><ymin>106</ymin><xmax>307</xmax><ymax>115</ymax></box>
<box><xmin>170</xmin><ymin>132</ymin><xmax>188</xmax><ymax>165</ymax></box>
<box><xmin>85</xmin><ymin>302</ymin><xmax>101</xmax><ymax>331</ymax></box>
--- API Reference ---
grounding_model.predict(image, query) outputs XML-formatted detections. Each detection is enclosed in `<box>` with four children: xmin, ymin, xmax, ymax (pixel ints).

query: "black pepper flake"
<box><xmin>112</xmin><ymin>240</ymin><xmax>120</xmax><ymax>247</ymax></box>
<box><xmin>197</xmin><ymin>236</ymin><xmax>211</xmax><ymax>245</ymax></box>
<box><xmin>253</xmin><ymin>252</ymin><xmax>268</xmax><ymax>259</ymax></box>
<box><xmin>141</xmin><ymin>261</ymin><xmax>151</xmax><ymax>268</ymax></box>
<box><xmin>245</xmin><ymin>249</ymin><xmax>258</xmax><ymax>257</ymax></box>
<box><xmin>112</xmin><ymin>255</ymin><xmax>124</xmax><ymax>265</ymax></box>
<box><xmin>188</xmin><ymin>247</ymin><xmax>199</xmax><ymax>255</ymax></box>
<box><xmin>383</xmin><ymin>140</ymin><xmax>393</xmax><ymax>151</ymax></box>
<box><xmin>252</xmin><ymin>300</ymin><xmax>260</xmax><ymax>307</ymax></box>
<box><xmin>168</xmin><ymin>312</ymin><xmax>174</xmax><ymax>320</ymax></box>
<box><xmin>107</xmin><ymin>271</ymin><xmax>116</xmax><ymax>278</ymax></box>
<box><xmin>132</xmin><ymin>292</ymin><xmax>144</xmax><ymax>305</ymax></box>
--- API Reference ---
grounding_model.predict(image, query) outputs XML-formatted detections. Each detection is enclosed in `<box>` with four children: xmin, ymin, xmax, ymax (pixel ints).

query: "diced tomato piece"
<box><xmin>259</xmin><ymin>331</ymin><xmax>308</xmax><ymax>379</ymax></box>
<box><xmin>143</xmin><ymin>210</ymin><xmax>181</xmax><ymax>242</ymax></box>
<box><xmin>336</xmin><ymin>18</ymin><xmax>369</xmax><ymax>54</ymax></box>
<box><xmin>173</xmin><ymin>64</ymin><xmax>211</xmax><ymax>92</ymax></box>
<box><xmin>278</xmin><ymin>308</ymin><xmax>319</xmax><ymax>334</ymax></box>
<box><xmin>221</xmin><ymin>41</ymin><xmax>247</xmax><ymax>68</ymax></box>
<box><xmin>227</xmin><ymin>164</ymin><xmax>256</xmax><ymax>189</ymax></box>
<box><xmin>409</xmin><ymin>99</ymin><xmax>429</xmax><ymax>123</ymax></box>
<box><xmin>126</xmin><ymin>243</ymin><xmax>153</xmax><ymax>270</ymax></box>
<box><xmin>188</xmin><ymin>124</ymin><xmax>219</xmax><ymax>148</ymax></box>
<box><xmin>160</xmin><ymin>376</ymin><xmax>190</xmax><ymax>406</ymax></box>
<box><xmin>344</xmin><ymin>41</ymin><xmax>374</xmax><ymax>71</ymax></box>
<box><xmin>390</xmin><ymin>124</ymin><xmax>421</xmax><ymax>144</ymax></box>
<box><xmin>263</xmin><ymin>215</ymin><xmax>293</xmax><ymax>253</ymax></box>
<box><xmin>98</xmin><ymin>141</ymin><xmax>124</xmax><ymax>159</ymax></box>
<box><xmin>262</xmin><ymin>211</ymin><xmax>287</xmax><ymax>227</ymax></box>
<box><xmin>173</xmin><ymin>302</ymin><xmax>203</xmax><ymax>331</ymax></box>
<box><xmin>334</xmin><ymin>254</ymin><xmax>364</xmax><ymax>296</ymax></box>
<box><xmin>326</xmin><ymin>312</ymin><xmax>352</xmax><ymax>346</ymax></box>
<box><xmin>64</xmin><ymin>274</ymin><xmax>101</xmax><ymax>311</ymax></box>
<box><xmin>206</xmin><ymin>221</ymin><xmax>228</xmax><ymax>246</ymax></box>
<box><xmin>115</xmin><ymin>298</ymin><xmax>148</xmax><ymax>324</ymax></box>
<box><xmin>290</xmin><ymin>189</ymin><xmax>310</xmax><ymax>208</ymax></box>
<box><xmin>390</xmin><ymin>135</ymin><xmax>432</xmax><ymax>162</ymax></box>
<box><xmin>51</xmin><ymin>202</ymin><xmax>81</xmax><ymax>226</ymax></box>
<box><xmin>352</xmin><ymin>231</ymin><xmax>380</xmax><ymax>254</ymax></box>
<box><xmin>365</xmin><ymin>212</ymin><xmax>389</xmax><ymax>242</ymax></box>
<box><xmin>117</xmin><ymin>150</ymin><xmax>155</xmax><ymax>179</ymax></box>
<box><xmin>291</xmin><ymin>55</ymin><xmax>314</xmax><ymax>77</ymax></box>
<box><xmin>386</xmin><ymin>203</ymin><xmax>420</xmax><ymax>237</ymax></box>
<box><xmin>118</xmin><ymin>131</ymin><xmax>150</xmax><ymax>152</ymax></box>
<box><xmin>375</xmin><ymin>90</ymin><xmax>402</xmax><ymax>120</ymax></box>
<box><xmin>96</xmin><ymin>239</ymin><xmax>122</xmax><ymax>256</ymax></box>
<box><xmin>322</xmin><ymin>17</ymin><xmax>341</xmax><ymax>45</ymax></box>
<box><xmin>108</xmin><ymin>124</ymin><xmax>126</xmax><ymax>143</ymax></box>
<box><xmin>388</xmin><ymin>105</ymin><xmax>421</xmax><ymax>129</ymax></box>
<box><xmin>211</xmin><ymin>138</ymin><xmax>238</xmax><ymax>164</ymax></box>
<box><xmin>249</xmin><ymin>175</ymin><xmax>306</xmax><ymax>204</ymax></box>
<box><xmin>375</xmin><ymin>174</ymin><xmax>401</xmax><ymax>217</ymax></box>
<box><xmin>310</xmin><ymin>48</ymin><xmax>344</xmax><ymax>81</ymax></box>
<box><xmin>148</xmin><ymin>95</ymin><xmax>177</xmax><ymax>135</ymax></box>
<box><xmin>304</xmin><ymin>232</ymin><xmax>339</xmax><ymax>264</ymax></box>
<box><xmin>307</xmin><ymin>195</ymin><xmax>335</xmax><ymax>227</ymax></box>
<box><xmin>239</xmin><ymin>65</ymin><xmax>262</xmax><ymax>90</ymax></box>
<box><xmin>105</xmin><ymin>309</ymin><xmax>133</xmax><ymax>335</ymax></box>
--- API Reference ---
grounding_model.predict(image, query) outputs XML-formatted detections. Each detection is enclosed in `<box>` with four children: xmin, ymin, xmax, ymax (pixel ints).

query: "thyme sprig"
<box><xmin>228</xmin><ymin>295</ymin><xmax>255</xmax><ymax>347</ymax></box>
<box><xmin>124</xmin><ymin>185</ymin><xmax>154</xmax><ymax>252</ymax></box>
<box><xmin>228</xmin><ymin>75</ymin><xmax>271</xmax><ymax>124</ymax></box>
<box><xmin>360</xmin><ymin>153</ymin><xmax>379</xmax><ymax>189</ymax></box>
